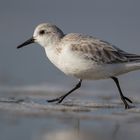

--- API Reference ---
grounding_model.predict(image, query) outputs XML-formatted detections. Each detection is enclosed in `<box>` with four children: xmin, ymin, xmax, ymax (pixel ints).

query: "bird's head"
<box><xmin>17</xmin><ymin>23</ymin><xmax>64</xmax><ymax>49</ymax></box>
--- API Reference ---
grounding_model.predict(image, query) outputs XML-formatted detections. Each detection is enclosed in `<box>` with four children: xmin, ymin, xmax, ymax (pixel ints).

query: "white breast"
<box><xmin>45</xmin><ymin>46</ymin><xmax>130</xmax><ymax>80</ymax></box>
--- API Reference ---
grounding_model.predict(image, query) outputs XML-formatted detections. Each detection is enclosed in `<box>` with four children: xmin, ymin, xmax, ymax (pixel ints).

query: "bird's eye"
<box><xmin>39</xmin><ymin>30</ymin><xmax>45</xmax><ymax>35</ymax></box>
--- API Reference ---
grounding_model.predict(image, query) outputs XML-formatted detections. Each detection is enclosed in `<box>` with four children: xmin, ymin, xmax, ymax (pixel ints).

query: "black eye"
<box><xmin>39</xmin><ymin>30</ymin><xmax>45</xmax><ymax>35</ymax></box>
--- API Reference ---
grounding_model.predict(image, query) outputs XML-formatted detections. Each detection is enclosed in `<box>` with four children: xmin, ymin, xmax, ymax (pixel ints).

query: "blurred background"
<box><xmin>0</xmin><ymin>1</ymin><xmax>140</xmax><ymax>140</ymax></box>
<box><xmin>0</xmin><ymin>0</ymin><xmax>140</xmax><ymax>91</ymax></box>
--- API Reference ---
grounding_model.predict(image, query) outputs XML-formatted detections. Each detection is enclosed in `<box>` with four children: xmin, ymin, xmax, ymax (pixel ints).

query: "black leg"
<box><xmin>111</xmin><ymin>76</ymin><xmax>133</xmax><ymax>109</ymax></box>
<box><xmin>47</xmin><ymin>79</ymin><xmax>82</xmax><ymax>103</ymax></box>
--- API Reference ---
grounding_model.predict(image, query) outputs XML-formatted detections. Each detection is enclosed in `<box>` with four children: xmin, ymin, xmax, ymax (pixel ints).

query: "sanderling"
<box><xmin>17</xmin><ymin>23</ymin><xmax>140</xmax><ymax>109</ymax></box>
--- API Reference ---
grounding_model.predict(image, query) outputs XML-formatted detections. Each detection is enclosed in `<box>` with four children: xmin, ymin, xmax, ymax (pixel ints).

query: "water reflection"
<box><xmin>33</xmin><ymin>119</ymin><xmax>122</xmax><ymax>140</ymax></box>
<box><xmin>0</xmin><ymin>89</ymin><xmax>140</xmax><ymax>140</ymax></box>
<box><xmin>1</xmin><ymin>102</ymin><xmax>140</xmax><ymax>140</ymax></box>
<box><xmin>41</xmin><ymin>130</ymin><xmax>81</xmax><ymax>140</ymax></box>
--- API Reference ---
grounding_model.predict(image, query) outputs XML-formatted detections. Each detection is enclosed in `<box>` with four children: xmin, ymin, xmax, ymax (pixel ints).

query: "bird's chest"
<box><xmin>45</xmin><ymin>47</ymin><xmax>99</xmax><ymax>79</ymax></box>
<box><xmin>47</xmin><ymin>51</ymin><xmax>80</xmax><ymax>76</ymax></box>
<box><xmin>56</xmin><ymin>50</ymin><xmax>93</xmax><ymax>77</ymax></box>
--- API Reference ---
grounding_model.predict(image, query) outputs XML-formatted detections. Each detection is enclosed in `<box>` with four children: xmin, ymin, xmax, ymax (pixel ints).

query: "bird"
<box><xmin>17</xmin><ymin>23</ymin><xmax>140</xmax><ymax>109</ymax></box>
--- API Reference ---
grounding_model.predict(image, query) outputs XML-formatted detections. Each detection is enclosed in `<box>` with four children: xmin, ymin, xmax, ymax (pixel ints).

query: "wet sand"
<box><xmin>0</xmin><ymin>86</ymin><xmax>140</xmax><ymax>140</ymax></box>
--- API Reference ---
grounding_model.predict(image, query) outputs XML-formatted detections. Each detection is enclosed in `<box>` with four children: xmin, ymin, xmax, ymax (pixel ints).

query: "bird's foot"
<box><xmin>122</xmin><ymin>96</ymin><xmax>134</xmax><ymax>109</ymax></box>
<box><xmin>47</xmin><ymin>96</ymin><xmax>64</xmax><ymax>104</ymax></box>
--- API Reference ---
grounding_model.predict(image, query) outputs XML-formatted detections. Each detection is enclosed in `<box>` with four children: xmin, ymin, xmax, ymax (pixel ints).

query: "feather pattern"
<box><xmin>62</xmin><ymin>33</ymin><xmax>140</xmax><ymax>64</ymax></box>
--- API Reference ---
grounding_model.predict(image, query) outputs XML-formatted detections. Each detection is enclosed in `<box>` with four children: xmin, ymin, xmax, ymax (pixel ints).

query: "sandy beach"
<box><xmin>0</xmin><ymin>86</ymin><xmax>140</xmax><ymax>140</ymax></box>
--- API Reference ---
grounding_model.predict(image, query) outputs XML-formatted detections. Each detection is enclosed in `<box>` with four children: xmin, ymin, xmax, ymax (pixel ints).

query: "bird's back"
<box><xmin>61</xmin><ymin>33</ymin><xmax>140</xmax><ymax>65</ymax></box>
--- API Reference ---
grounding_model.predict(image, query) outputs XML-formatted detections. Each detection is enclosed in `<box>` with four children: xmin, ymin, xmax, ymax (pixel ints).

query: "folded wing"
<box><xmin>69</xmin><ymin>36</ymin><xmax>140</xmax><ymax>64</ymax></box>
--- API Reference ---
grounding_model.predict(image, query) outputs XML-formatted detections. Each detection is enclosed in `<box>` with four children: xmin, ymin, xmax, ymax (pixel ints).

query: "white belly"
<box><xmin>45</xmin><ymin>47</ymin><xmax>136</xmax><ymax>80</ymax></box>
<box><xmin>56</xmin><ymin>50</ymin><xmax>127</xmax><ymax>80</ymax></box>
<box><xmin>57</xmin><ymin>60</ymin><xmax>127</xmax><ymax>80</ymax></box>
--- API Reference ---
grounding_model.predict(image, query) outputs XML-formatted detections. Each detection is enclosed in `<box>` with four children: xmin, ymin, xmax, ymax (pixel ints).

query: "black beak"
<box><xmin>17</xmin><ymin>37</ymin><xmax>35</xmax><ymax>49</ymax></box>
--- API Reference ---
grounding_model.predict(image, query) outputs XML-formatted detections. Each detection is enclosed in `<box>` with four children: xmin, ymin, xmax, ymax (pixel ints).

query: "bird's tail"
<box><xmin>125</xmin><ymin>61</ymin><xmax>140</xmax><ymax>72</ymax></box>
<box><xmin>123</xmin><ymin>53</ymin><xmax>140</xmax><ymax>71</ymax></box>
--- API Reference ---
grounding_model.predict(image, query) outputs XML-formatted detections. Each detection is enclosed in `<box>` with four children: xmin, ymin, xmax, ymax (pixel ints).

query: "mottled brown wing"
<box><xmin>71</xmin><ymin>39</ymin><xmax>140</xmax><ymax>64</ymax></box>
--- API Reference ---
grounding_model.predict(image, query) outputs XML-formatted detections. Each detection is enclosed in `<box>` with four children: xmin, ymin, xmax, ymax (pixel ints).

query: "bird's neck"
<box><xmin>44</xmin><ymin>44</ymin><xmax>61</xmax><ymax>67</ymax></box>
<box><xmin>43</xmin><ymin>34</ymin><xmax>64</xmax><ymax>67</ymax></box>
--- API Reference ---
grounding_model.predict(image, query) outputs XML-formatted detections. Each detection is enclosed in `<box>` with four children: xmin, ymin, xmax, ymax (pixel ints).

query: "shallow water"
<box><xmin>0</xmin><ymin>86</ymin><xmax>140</xmax><ymax>140</ymax></box>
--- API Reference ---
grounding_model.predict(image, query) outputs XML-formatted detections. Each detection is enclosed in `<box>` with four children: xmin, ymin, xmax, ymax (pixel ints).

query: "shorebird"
<box><xmin>17</xmin><ymin>23</ymin><xmax>140</xmax><ymax>109</ymax></box>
